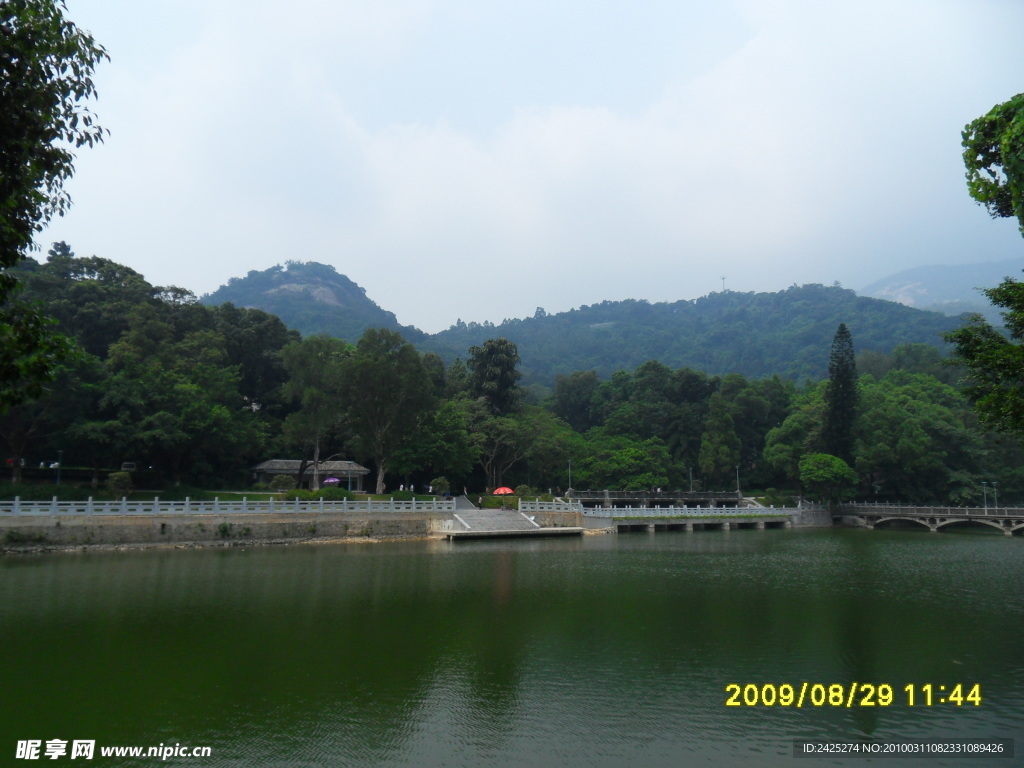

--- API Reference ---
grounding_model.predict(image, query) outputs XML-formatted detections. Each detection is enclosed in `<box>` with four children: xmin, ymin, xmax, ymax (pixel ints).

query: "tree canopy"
<box><xmin>962</xmin><ymin>92</ymin><xmax>1024</xmax><ymax>236</ymax></box>
<box><xmin>0</xmin><ymin>1</ymin><xmax>107</xmax><ymax>409</ymax></box>
<box><xmin>947</xmin><ymin>93</ymin><xmax>1024</xmax><ymax>437</ymax></box>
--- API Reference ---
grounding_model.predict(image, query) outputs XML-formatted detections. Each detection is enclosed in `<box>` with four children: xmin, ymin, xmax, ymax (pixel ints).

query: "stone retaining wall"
<box><xmin>1</xmin><ymin>511</ymin><xmax>446</xmax><ymax>550</ymax></box>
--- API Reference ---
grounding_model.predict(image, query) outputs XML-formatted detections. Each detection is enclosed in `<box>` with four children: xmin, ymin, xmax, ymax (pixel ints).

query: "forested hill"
<box><xmin>420</xmin><ymin>284</ymin><xmax>965</xmax><ymax>382</ymax></box>
<box><xmin>200</xmin><ymin>261</ymin><xmax>425</xmax><ymax>343</ymax></box>
<box><xmin>201</xmin><ymin>263</ymin><xmax>964</xmax><ymax>383</ymax></box>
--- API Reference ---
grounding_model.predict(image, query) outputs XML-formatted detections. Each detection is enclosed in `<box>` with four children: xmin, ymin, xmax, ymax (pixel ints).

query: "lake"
<box><xmin>1</xmin><ymin>527</ymin><xmax>1021</xmax><ymax>766</ymax></box>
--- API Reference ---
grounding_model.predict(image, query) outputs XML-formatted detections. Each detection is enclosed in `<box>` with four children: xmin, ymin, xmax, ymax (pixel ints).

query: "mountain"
<box><xmin>419</xmin><ymin>284</ymin><xmax>965</xmax><ymax>383</ymax></box>
<box><xmin>860</xmin><ymin>260</ymin><xmax>1022</xmax><ymax>323</ymax></box>
<box><xmin>201</xmin><ymin>264</ymin><xmax>967</xmax><ymax>383</ymax></box>
<box><xmin>200</xmin><ymin>261</ymin><xmax>425</xmax><ymax>343</ymax></box>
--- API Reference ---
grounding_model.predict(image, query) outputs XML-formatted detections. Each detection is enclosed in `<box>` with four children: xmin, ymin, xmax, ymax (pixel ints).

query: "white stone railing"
<box><xmin>0</xmin><ymin>497</ymin><xmax>455</xmax><ymax>517</ymax></box>
<box><xmin>518</xmin><ymin>499</ymin><xmax>583</xmax><ymax>513</ymax></box>
<box><xmin>582</xmin><ymin>506</ymin><xmax>798</xmax><ymax>518</ymax></box>
<box><xmin>840</xmin><ymin>502</ymin><xmax>1020</xmax><ymax>518</ymax></box>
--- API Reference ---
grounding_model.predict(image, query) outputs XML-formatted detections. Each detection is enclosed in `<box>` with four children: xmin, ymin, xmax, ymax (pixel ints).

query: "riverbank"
<box><xmin>0</xmin><ymin>508</ymin><xmax>588</xmax><ymax>554</ymax></box>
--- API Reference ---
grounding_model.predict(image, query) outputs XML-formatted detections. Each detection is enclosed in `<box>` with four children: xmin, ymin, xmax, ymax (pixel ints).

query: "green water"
<box><xmin>1</xmin><ymin>528</ymin><xmax>1021</xmax><ymax>767</ymax></box>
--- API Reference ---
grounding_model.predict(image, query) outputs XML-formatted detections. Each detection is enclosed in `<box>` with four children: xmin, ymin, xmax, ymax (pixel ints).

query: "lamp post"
<box><xmin>688</xmin><ymin>466</ymin><xmax>693</xmax><ymax>492</ymax></box>
<box><xmin>982</xmin><ymin>481</ymin><xmax>988</xmax><ymax>510</ymax></box>
<box><xmin>56</xmin><ymin>450</ymin><xmax>63</xmax><ymax>486</ymax></box>
<box><xmin>567</xmin><ymin>459</ymin><xmax>572</xmax><ymax>494</ymax></box>
<box><xmin>735</xmin><ymin>464</ymin><xmax>740</xmax><ymax>494</ymax></box>
<box><xmin>993</xmin><ymin>481</ymin><xmax>999</xmax><ymax>510</ymax></box>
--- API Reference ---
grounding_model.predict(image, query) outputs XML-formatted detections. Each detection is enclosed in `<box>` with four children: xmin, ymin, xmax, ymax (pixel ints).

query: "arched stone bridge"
<box><xmin>839</xmin><ymin>503</ymin><xmax>1024</xmax><ymax>536</ymax></box>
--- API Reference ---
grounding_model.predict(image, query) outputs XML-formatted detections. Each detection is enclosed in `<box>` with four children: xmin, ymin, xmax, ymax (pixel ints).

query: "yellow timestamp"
<box><xmin>724</xmin><ymin>682</ymin><xmax>982</xmax><ymax>707</ymax></box>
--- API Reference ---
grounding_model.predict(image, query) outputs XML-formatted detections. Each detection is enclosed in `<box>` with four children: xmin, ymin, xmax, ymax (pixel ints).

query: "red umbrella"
<box><xmin>493</xmin><ymin>487</ymin><xmax>515</xmax><ymax>495</ymax></box>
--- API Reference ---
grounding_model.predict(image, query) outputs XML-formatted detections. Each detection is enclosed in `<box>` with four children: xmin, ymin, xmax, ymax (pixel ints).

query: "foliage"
<box><xmin>699</xmin><ymin>392</ymin><xmax>740</xmax><ymax>487</ymax></box>
<box><xmin>0</xmin><ymin>1</ymin><xmax>107</xmax><ymax>290</ymax></box>
<box><xmin>798</xmin><ymin>453</ymin><xmax>857</xmax><ymax>506</ymax></box>
<box><xmin>269</xmin><ymin>475</ymin><xmax>295</xmax><ymax>492</ymax></box>
<box><xmin>429</xmin><ymin>476</ymin><xmax>450</xmax><ymax>495</ymax></box>
<box><xmin>283</xmin><ymin>487</ymin><xmax>354</xmax><ymax>501</ymax></box>
<box><xmin>855</xmin><ymin>371</ymin><xmax>983</xmax><ymax>503</ymax></box>
<box><xmin>467</xmin><ymin>337</ymin><xmax>523</xmax><ymax>415</ymax></box>
<box><xmin>0</xmin><ymin>1</ymin><xmax>107</xmax><ymax>408</ymax></box>
<box><xmin>822</xmin><ymin>323</ymin><xmax>857</xmax><ymax>462</ymax></box>
<box><xmin>105</xmin><ymin>471</ymin><xmax>133</xmax><ymax>497</ymax></box>
<box><xmin>281</xmin><ymin>335</ymin><xmax>350</xmax><ymax>488</ymax></box>
<box><xmin>340</xmin><ymin>328</ymin><xmax>434</xmax><ymax>494</ymax></box>
<box><xmin>945</xmin><ymin>278</ymin><xmax>1024</xmax><ymax>436</ymax></box>
<box><xmin>423</xmin><ymin>285</ymin><xmax>960</xmax><ymax>385</ymax></box>
<box><xmin>961</xmin><ymin>92</ymin><xmax>1024</xmax><ymax>236</ymax></box>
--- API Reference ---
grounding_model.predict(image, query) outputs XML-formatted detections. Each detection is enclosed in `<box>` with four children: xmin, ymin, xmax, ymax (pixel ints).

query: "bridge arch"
<box><xmin>873</xmin><ymin>517</ymin><xmax>932</xmax><ymax>532</ymax></box>
<box><xmin>935</xmin><ymin>518</ymin><xmax>1007</xmax><ymax>534</ymax></box>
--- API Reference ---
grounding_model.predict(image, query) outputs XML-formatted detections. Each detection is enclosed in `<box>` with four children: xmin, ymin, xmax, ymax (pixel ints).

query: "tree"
<box><xmin>340</xmin><ymin>329</ymin><xmax>433</xmax><ymax>494</ymax></box>
<box><xmin>281</xmin><ymin>335</ymin><xmax>351</xmax><ymax>489</ymax></box>
<box><xmin>1</xmin><ymin>1</ymin><xmax>107</xmax><ymax>407</ymax></box>
<box><xmin>946</xmin><ymin>93</ymin><xmax>1024</xmax><ymax>436</ymax></box>
<box><xmin>799</xmin><ymin>453</ymin><xmax>857</xmax><ymax>507</ymax></box>
<box><xmin>698</xmin><ymin>392</ymin><xmax>740</xmax><ymax>488</ymax></box>
<box><xmin>552</xmin><ymin>370</ymin><xmax>600</xmax><ymax>432</ymax></box>
<box><xmin>467</xmin><ymin>337</ymin><xmax>522</xmax><ymax>416</ymax></box>
<box><xmin>962</xmin><ymin>92</ymin><xmax>1024</xmax><ymax>236</ymax></box>
<box><xmin>822</xmin><ymin>323</ymin><xmax>857</xmax><ymax>463</ymax></box>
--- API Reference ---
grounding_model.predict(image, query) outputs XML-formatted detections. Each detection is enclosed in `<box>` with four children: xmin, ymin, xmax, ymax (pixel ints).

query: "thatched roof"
<box><xmin>252</xmin><ymin>459</ymin><xmax>369</xmax><ymax>476</ymax></box>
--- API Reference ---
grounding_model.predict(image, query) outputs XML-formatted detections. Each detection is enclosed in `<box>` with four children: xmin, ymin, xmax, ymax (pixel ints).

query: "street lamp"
<box><xmin>982</xmin><ymin>481</ymin><xmax>988</xmax><ymax>510</ymax></box>
<box><xmin>993</xmin><ymin>481</ymin><xmax>999</xmax><ymax>509</ymax></box>
<box><xmin>735</xmin><ymin>465</ymin><xmax>740</xmax><ymax>494</ymax></box>
<box><xmin>567</xmin><ymin>459</ymin><xmax>572</xmax><ymax>494</ymax></box>
<box><xmin>688</xmin><ymin>466</ymin><xmax>693</xmax><ymax>492</ymax></box>
<box><xmin>56</xmin><ymin>450</ymin><xmax>63</xmax><ymax>486</ymax></box>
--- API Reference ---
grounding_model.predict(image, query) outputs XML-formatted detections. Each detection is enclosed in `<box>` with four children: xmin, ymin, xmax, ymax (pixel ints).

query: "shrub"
<box><xmin>429</xmin><ymin>476</ymin><xmax>450</xmax><ymax>495</ymax></box>
<box><xmin>105</xmin><ymin>472</ymin><xmax>134</xmax><ymax>498</ymax></box>
<box><xmin>283</xmin><ymin>487</ymin><xmax>354</xmax><ymax>502</ymax></box>
<box><xmin>270</xmin><ymin>475</ymin><xmax>296</xmax><ymax>492</ymax></box>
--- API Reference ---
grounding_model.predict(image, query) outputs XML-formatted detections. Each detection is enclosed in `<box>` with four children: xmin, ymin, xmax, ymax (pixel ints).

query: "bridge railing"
<box><xmin>840</xmin><ymin>502</ymin><xmax>1020</xmax><ymax>518</ymax></box>
<box><xmin>0</xmin><ymin>497</ymin><xmax>455</xmax><ymax>517</ymax></box>
<box><xmin>582</xmin><ymin>506</ymin><xmax>796</xmax><ymax>518</ymax></box>
<box><xmin>571</xmin><ymin>490</ymin><xmax>740</xmax><ymax>501</ymax></box>
<box><xmin>518</xmin><ymin>499</ymin><xmax>583</xmax><ymax>513</ymax></box>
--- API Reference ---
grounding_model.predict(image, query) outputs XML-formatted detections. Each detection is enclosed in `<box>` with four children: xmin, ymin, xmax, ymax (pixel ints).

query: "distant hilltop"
<box><xmin>860</xmin><ymin>259</ymin><xmax>1022</xmax><ymax>323</ymax></box>
<box><xmin>203</xmin><ymin>262</ymin><xmax>968</xmax><ymax>383</ymax></box>
<box><xmin>201</xmin><ymin>261</ymin><xmax>425</xmax><ymax>343</ymax></box>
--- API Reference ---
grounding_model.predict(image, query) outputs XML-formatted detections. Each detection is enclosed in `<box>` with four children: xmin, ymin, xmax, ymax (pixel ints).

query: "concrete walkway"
<box><xmin>454</xmin><ymin>495</ymin><xmax>478</xmax><ymax>510</ymax></box>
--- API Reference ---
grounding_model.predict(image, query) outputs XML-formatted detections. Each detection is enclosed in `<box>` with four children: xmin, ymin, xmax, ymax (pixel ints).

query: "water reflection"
<box><xmin>1</xmin><ymin>529</ymin><xmax>1021</xmax><ymax>767</ymax></box>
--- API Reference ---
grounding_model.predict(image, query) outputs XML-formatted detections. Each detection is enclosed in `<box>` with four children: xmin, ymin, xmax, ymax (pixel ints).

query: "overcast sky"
<box><xmin>42</xmin><ymin>0</ymin><xmax>1024</xmax><ymax>333</ymax></box>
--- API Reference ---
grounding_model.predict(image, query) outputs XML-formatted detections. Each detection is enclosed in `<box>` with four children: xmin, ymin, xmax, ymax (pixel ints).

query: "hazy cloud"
<box><xmin>44</xmin><ymin>0</ymin><xmax>1024</xmax><ymax>331</ymax></box>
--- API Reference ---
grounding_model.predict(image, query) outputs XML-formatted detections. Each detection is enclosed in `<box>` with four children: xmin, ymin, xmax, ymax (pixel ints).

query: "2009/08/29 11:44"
<box><xmin>724</xmin><ymin>682</ymin><xmax>982</xmax><ymax>707</ymax></box>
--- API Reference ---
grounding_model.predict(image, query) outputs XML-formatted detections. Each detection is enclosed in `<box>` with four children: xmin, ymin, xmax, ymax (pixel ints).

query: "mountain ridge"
<box><xmin>203</xmin><ymin>261</ymin><xmax>968</xmax><ymax>383</ymax></box>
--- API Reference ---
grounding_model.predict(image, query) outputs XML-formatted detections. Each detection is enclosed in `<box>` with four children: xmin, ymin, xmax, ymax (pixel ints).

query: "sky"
<box><xmin>40</xmin><ymin>0</ymin><xmax>1024</xmax><ymax>333</ymax></box>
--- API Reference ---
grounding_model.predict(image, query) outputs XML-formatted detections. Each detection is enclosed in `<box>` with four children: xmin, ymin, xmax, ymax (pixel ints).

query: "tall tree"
<box><xmin>698</xmin><ymin>392</ymin><xmax>740</xmax><ymax>488</ymax></box>
<box><xmin>281</xmin><ymin>335</ymin><xmax>350</xmax><ymax>489</ymax></box>
<box><xmin>1</xmin><ymin>1</ymin><xmax>107</xmax><ymax>408</ymax></box>
<box><xmin>340</xmin><ymin>329</ymin><xmax>433</xmax><ymax>494</ymax></box>
<box><xmin>822</xmin><ymin>323</ymin><xmax>857</xmax><ymax>463</ymax></box>
<box><xmin>467</xmin><ymin>337</ymin><xmax>522</xmax><ymax>416</ymax></box>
